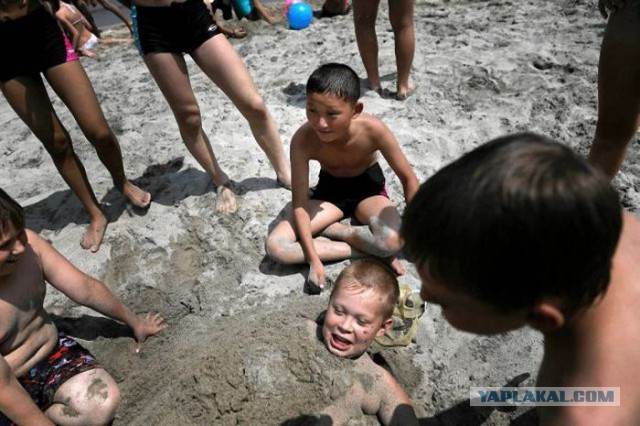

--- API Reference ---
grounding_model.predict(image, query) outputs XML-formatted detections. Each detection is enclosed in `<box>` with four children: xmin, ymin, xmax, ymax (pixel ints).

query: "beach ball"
<box><xmin>284</xmin><ymin>0</ymin><xmax>301</xmax><ymax>17</ymax></box>
<box><xmin>288</xmin><ymin>2</ymin><xmax>313</xmax><ymax>30</ymax></box>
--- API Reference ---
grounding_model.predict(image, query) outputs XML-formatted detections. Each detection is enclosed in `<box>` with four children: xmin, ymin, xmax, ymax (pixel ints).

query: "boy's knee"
<box><xmin>176</xmin><ymin>105</ymin><xmax>203</xmax><ymax>133</ymax></box>
<box><xmin>265</xmin><ymin>234</ymin><xmax>293</xmax><ymax>263</ymax></box>
<box><xmin>44</xmin><ymin>131</ymin><xmax>73</xmax><ymax>160</ymax></box>
<box><xmin>240</xmin><ymin>95</ymin><xmax>268</xmax><ymax>122</ymax></box>
<box><xmin>81</xmin><ymin>380</ymin><xmax>121</xmax><ymax>425</ymax></box>
<box><xmin>84</xmin><ymin>127</ymin><xmax>115</xmax><ymax>148</ymax></box>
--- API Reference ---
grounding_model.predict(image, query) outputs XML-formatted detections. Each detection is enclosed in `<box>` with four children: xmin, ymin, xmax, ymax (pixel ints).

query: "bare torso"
<box><xmin>537</xmin><ymin>212</ymin><xmax>640</xmax><ymax>424</ymax></box>
<box><xmin>298</xmin><ymin>114</ymin><xmax>382</xmax><ymax>178</ymax></box>
<box><xmin>0</xmin><ymin>238</ymin><xmax>58</xmax><ymax>378</ymax></box>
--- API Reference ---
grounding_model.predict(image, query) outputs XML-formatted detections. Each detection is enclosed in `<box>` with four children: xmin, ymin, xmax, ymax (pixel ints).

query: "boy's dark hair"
<box><xmin>0</xmin><ymin>189</ymin><xmax>25</xmax><ymax>238</ymax></box>
<box><xmin>402</xmin><ymin>133</ymin><xmax>622</xmax><ymax>315</ymax></box>
<box><xmin>331</xmin><ymin>259</ymin><xmax>399</xmax><ymax>320</ymax></box>
<box><xmin>306</xmin><ymin>63</ymin><xmax>360</xmax><ymax>105</ymax></box>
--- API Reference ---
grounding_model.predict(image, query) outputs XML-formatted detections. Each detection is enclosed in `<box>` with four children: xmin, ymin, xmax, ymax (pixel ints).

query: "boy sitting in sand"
<box><xmin>0</xmin><ymin>189</ymin><xmax>166</xmax><ymax>425</ymax></box>
<box><xmin>265</xmin><ymin>63</ymin><xmax>419</xmax><ymax>291</ymax></box>
<box><xmin>402</xmin><ymin>132</ymin><xmax>638</xmax><ymax>425</ymax></box>
<box><xmin>312</xmin><ymin>259</ymin><xmax>418</xmax><ymax>425</ymax></box>
<box><xmin>55</xmin><ymin>1</ymin><xmax>132</xmax><ymax>58</ymax></box>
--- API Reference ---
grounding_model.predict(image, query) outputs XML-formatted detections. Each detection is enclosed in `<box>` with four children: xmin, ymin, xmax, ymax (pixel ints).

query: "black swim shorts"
<box><xmin>132</xmin><ymin>0</ymin><xmax>222</xmax><ymax>56</ymax></box>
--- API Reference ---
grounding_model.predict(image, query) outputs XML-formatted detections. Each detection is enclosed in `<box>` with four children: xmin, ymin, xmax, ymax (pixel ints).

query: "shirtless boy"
<box><xmin>265</xmin><ymin>63</ymin><xmax>419</xmax><ymax>290</ymax></box>
<box><xmin>0</xmin><ymin>189</ymin><xmax>166</xmax><ymax>425</ymax></box>
<box><xmin>402</xmin><ymin>133</ymin><xmax>640</xmax><ymax>425</ymax></box>
<box><xmin>315</xmin><ymin>259</ymin><xmax>418</xmax><ymax>425</ymax></box>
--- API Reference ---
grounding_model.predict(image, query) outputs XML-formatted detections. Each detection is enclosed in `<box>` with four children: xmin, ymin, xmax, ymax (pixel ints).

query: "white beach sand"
<box><xmin>1</xmin><ymin>0</ymin><xmax>638</xmax><ymax>424</ymax></box>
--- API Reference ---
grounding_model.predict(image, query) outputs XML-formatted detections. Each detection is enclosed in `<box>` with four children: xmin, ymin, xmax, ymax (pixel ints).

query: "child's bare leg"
<box><xmin>191</xmin><ymin>35</ymin><xmax>292</xmax><ymax>188</ymax></box>
<box><xmin>143</xmin><ymin>52</ymin><xmax>237</xmax><ymax>214</ymax></box>
<box><xmin>322</xmin><ymin>196</ymin><xmax>405</xmax><ymax>274</ymax></box>
<box><xmin>45</xmin><ymin>62</ymin><xmax>151</xmax><ymax>209</ymax></box>
<box><xmin>353</xmin><ymin>0</ymin><xmax>381</xmax><ymax>91</ymax></box>
<box><xmin>1</xmin><ymin>75</ymin><xmax>107</xmax><ymax>252</ymax></box>
<box><xmin>588</xmin><ymin>1</ymin><xmax>640</xmax><ymax>180</ymax></box>
<box><xmin>46</xmin><ymin>368</ymin><xmax>120</xmax><ymax>425</ymax></box>
<box><xmin>265</xmin><ymin>201</ymin><xmax>357</xmax><ymax>264</ymax></box>
<box><xmin>389</xmin><ymin>0</ymin><xmax>416</xmax><ymax>99</ymax></box>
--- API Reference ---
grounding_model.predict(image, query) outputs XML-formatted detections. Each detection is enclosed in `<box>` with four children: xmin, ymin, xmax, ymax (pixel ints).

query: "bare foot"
<box><xmin>387</xmin><ymin>257</ymin><xmax>406</xmax><ymax>275</ymax></box>
<box><xmin>215</xmin><ymin>183</ymin><xmax>237</xmax><ymax>215</ymax></box>
<box><xmin>80</xmin><ymin>213</ymin><xmax>108</xmax><ymax>253</ymax></box>
<box><xmin>122</xmin><ymin>181</ymin><xmax>151</xmax><ymax>209</ymax></box>
<box><xmin>396</xmin><ymin>83</ymin><xmax>418</xmax><ymax>101</ymax></box>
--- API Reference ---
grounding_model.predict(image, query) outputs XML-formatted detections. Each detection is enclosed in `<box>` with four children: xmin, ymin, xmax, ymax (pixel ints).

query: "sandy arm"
<box><xmin>375</xmin><ymin>367</ymin><xmax>419</xmax><ymax>425</ymax></box>
<box><xmin>290</xmin><ymin>128</ymin><xmax>325</xmax><ymax>286</ymax></box>
<box><xmin>0</xmin><ymin>355</ymin><xmax>54</xmax><ymax>426</ymax></box>
<box><xmin>373</xmin><ymin>118</ymin><xmax>420</xmax><ymax>204</ymax></box>
<box><xmin>27</xmin><ymin>231</ymin><xmax>166</xmax><ymax>347</ymax></box>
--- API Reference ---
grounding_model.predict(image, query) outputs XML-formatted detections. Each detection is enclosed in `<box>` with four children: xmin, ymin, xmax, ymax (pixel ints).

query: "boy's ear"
<box><xmin>526</xmin><ymin>302</ymin><xmax>565</xmax><ymax>332</ymax></box>
<box><xmin>353</xmin><ymin>101</ymin><xmax>364</xmax><ymax>118</ymax></box>
<box><xmin>376</xmin><ymin>317</ymin><xmax>394</xmax><ymax>337</ymax></box>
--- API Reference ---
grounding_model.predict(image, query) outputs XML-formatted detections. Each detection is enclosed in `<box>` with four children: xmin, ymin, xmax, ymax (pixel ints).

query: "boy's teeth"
<box><xmin>335</xmin><ymin>335</ymin><xmax>350</xmax><ymax>344</ymax></box>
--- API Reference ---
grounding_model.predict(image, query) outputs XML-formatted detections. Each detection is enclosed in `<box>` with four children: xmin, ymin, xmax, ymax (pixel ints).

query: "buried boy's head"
<box><xmin>322</xmin><ymin>259</ymin><xmax>399</xmax><ymax>359</ymax></box>
<box><xmin>402</xmin><ymin>133</ymin><xmax>622</xmax><ymax>334</ymax></box>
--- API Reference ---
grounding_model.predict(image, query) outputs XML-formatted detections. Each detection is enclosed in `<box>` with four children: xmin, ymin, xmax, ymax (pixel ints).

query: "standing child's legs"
<box><xmin>44</xmin><ymin>61</ymin><xmax>151</xmax><ymax>209</ymax></box>
<box><xmin>588</xmin><ymin>2</ymin><xmax>640</xmax><ymax>180</ymax></box>
<box><xmin>191</xmin><ymin>34</ymin><xmax>291</xmax><ymax>188</ymax></box>
<box><xmin>1</xmin><ymin>75</ymin><xmax>107</xmax><ymax>252</ymax></box>
<box><xmin>143</xmin><ymin>51</ymin><xmax>237</xmax><ymax>214</ymax></box>
<box><xmin>322</xmin><ymin>196</ymin><xmax>405</xmax><ymax>274</ymax></box>
<box><xmin>353</xmin><ymin>0</ymin><xmax>381</xmax><ymax>91</ymax></box>
<box><xmin>265</xmin><ymin>201</ymin><xmax>359</xmax><ymax>264</ymax></box>
<box><xmin>389</xmin><ymin>0</ymin><xmax>416</xmax><ymax>100</ymax></box>
<box><xmin>46</xmin><ymin>368</ymin><xmax>121</xmax><ymax>425</ymax></box>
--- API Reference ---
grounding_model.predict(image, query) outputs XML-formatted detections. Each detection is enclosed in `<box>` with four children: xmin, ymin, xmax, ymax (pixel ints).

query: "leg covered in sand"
<box><xmin>191</xmin><ymin>34</ymin><xmax>291</xmax><ymax>188</ymax></box>
<box><xmin>588</xmin><ymin>1</ymin><xmax>640</xmax><ymax>180</ymax></box>
<box><xmin>46</xmin><ymin>368</ymin><xmax>121</xmax><ymax>425</ymax></box>
<box><xmin>265</xmin><ymin>201</ymin><xmax>363</xmax><ymax>265</ymax></box>
<box><xmin>321</xmin><ymin>195</ymin><xmax>405</xmax><ymax>274</ymax></box>
<box><xmin>143</xmin><ymin>51</ymin><xmax>237</xmax><ymax>214</ymax></box>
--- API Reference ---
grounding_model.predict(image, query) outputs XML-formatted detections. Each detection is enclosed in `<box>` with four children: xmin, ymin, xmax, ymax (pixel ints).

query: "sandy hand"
<box><xmin>306</xmin><ymin>260</ymin><xmax>325</xmax><ymax>294</ymax></box>
<box><xmin>80</xmin><ymin>214</ymin><xmax>108</xmax><ymax>253</ymax></box>
<box><xmin>133</xmin><ymin>313</ymin><xmax>167</xmax><ymax>353</ymax></box>
<box><xmin>122</xmin><ymin>181</ymin><xmax>151</xmax><ymax>209</ymax></box>
<box><xmin>216</xmin><ymin>184</ymin><xmax>237</xmax><ymax>215</ymax></box>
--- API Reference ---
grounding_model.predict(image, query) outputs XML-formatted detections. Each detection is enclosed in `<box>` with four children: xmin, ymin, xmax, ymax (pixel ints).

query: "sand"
<box><xmin>2</xmin><ymin>0</ymin><xmax>639</xmax><ymax>424</ymax></box>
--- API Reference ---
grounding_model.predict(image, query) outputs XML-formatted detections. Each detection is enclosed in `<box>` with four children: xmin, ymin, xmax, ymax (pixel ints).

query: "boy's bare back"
<box><xmin>537</xmin><ymin>211</ymin><xmax>640</xmax><ymax>424</ymax></box>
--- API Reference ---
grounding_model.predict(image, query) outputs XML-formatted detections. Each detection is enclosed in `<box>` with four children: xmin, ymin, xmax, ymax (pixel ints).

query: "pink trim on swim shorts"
<box><xmin>62</xmin><ymin>30</ymin><xmax>79</xmax><ymax>62</ymax></box>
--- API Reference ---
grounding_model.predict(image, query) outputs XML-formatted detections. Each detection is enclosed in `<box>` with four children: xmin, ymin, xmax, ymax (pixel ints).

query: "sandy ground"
<box><xmin>2</xmin><ymin>0</ymin><xmax>639</xmax><ymax>424</ymax></box>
